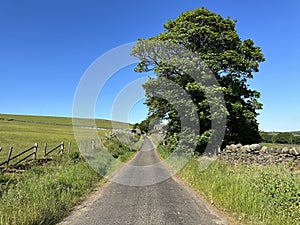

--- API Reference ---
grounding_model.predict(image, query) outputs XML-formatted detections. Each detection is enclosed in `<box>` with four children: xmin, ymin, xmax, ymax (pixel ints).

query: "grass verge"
<box><xmin>0</xmin><ymin>136</ymin><xmax>140</xmax><ymax>225</ymax></box>
<box><xmin>0</xmin><ymin>159</ymin><xmax>101</xmax><ymax>225</ymax></box>
<box><xmin>156</xmin><ymin>144</ymin><xmax>300</xmax><ymax>225</ymax></box>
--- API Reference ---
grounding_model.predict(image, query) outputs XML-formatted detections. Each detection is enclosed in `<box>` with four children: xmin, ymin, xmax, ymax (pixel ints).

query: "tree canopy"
<box><xmin>132</xmin><ymin>8</ymin><xmax>265</xmax><ymax>153</ymax></box>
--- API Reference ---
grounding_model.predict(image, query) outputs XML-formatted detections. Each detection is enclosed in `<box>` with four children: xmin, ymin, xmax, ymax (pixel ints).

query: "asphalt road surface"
<box><xmin>59</xmin><ymin>137</ymin><xmax>228</xmax><ymax>225</ymax></box>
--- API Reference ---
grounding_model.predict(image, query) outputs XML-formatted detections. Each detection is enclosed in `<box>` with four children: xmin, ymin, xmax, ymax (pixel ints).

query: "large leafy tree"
<box><xmin>132</xmin><ymin>8</ymin><xmax>265</xmax><ymax>152</ymax></box>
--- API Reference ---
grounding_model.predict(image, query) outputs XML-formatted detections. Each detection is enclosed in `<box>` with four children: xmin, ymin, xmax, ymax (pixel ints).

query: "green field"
<box><xmin>0</xmin><ymin>114</ymin><xmax>131</xmax><ymax>164</ymax></box>
<box><xmin>0</xmin><ymin>114</ymin><xmax>140</xmax><ymax>225</ymax></box>
<box><xmin>261</xmin><ymin>142</ymin><xmax>300</xmax><ymax>149</ymax></box>
<box><xmin>0</xmin><ymin>113</ymin><xmax>131</xmax><ymax>129</ymax></box>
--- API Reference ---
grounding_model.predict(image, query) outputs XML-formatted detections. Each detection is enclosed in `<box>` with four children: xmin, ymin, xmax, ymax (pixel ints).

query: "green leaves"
<box><xmin>131</xmin><ymin>7</ymin><xmax>265</xmax><ymax>153</ymax></box>
<box><xmin>254</xmin><ymin>171</ymin><xmax>300</xmax><ymax>223</ymax></box>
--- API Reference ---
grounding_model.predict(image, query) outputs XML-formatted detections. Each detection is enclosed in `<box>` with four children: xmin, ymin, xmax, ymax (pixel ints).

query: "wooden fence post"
<box><xmin>92</xmin><ymin>140</ymin><xmax>95</xmax><ymax>151</ymax></box>
<box><xmin>44</xmin><ymin>143</ymin><xmax>47</xmax><ymax>156</ymax></box>
<box><xmin>68</xmin><ymin>142</ymin><xmax>71</xmax><ymax>154</ymax></box>
<box><xmin>7</xmin><ymin>147</ymin><xmax>13</xmax><ymax>166</ymax></box>
<box><xmin>33</xmin><ymin>143</ymin><xmax>38</xmax><ymax>160</ymax></box>
<box><xmin>60</xmin><ymin>141</ymin><xmax>64</xmax><ymax>153</ymax></box>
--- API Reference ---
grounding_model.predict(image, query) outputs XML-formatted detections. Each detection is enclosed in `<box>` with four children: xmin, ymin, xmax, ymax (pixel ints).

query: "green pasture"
<box><xmin>0</xmin><ymin>114</ymin><xmax>113</xmax><ymax>164</ymax></box>
<box><xmin>261</xmin><ymin>142</ymin><xmax>300</xmax><ymax>149</ymax></box>
<box><xmin>0</xmin><ymin>114</ymin><xmax>130</xmax><ymax>129</ymax></box>
<box><xmin>0</xmin><ymin>114</ymin><xmax>140</xmax><ymax>225</ymax></box>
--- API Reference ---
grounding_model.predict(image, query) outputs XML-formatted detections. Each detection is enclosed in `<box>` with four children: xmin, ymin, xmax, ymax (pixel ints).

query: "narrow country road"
<box><xmin>59</xmin><ymin>137</ymin><xmax>228</xmax><ymax>225</ymax></box>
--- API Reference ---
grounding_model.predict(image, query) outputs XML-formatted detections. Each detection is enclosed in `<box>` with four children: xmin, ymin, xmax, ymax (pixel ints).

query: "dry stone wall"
<box><xmin>218</xmin><ymin>143</ymin><xmax>300</xmax><ymax>167</ymax></box>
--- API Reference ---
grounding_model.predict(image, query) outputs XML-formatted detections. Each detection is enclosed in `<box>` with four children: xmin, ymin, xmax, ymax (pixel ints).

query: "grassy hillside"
<box><xmin>0</xmin><ymin>114</ymin><xmax>131</xmax><ymax>129</ymax></box>
<box><xmin>0</xmin><ymin>114</ymin><xmax>131</xmax><ymax>163</ymax></box>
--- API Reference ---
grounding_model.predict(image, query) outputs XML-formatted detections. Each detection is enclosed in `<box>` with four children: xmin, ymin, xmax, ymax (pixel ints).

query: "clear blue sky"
<box><xmin>0</xmin><ymin>0</ymin><xmax>299</xmax><ymax>131</ymax></box>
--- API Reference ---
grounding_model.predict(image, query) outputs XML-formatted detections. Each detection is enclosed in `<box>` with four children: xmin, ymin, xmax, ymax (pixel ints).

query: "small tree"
<box><xmin>138</xmin><ymin>119</ymin><xmax>150</xmax><ymax>134</ymax></box>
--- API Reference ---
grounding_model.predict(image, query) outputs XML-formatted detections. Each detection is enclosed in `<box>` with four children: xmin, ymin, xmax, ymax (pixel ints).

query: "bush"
<box><xmin>104</xmin><ymin>134</ymin><xmax>141</xmax><ymax>159</ymax></box>
<box><xmin>104</xmin><ymin>137</ymin><xmax>130</xmax><ymax>158</ymax></box>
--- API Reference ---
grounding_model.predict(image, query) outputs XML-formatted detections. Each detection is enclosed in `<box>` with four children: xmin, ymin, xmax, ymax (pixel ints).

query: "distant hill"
<box><xmin>0</xmin><ymin>114</ymin><xmax>131</xmax><ymax>130</ymax></box>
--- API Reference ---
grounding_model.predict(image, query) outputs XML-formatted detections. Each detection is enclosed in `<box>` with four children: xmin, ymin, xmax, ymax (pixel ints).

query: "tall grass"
<box><xmin>178</xmin><ymin>159</ymin><xmax>300</xmax><ymax>225</ymax></box>
<box><xmin>156</xmin><ymin>144</ymin><xmax>300</xmax><ymax>225</ymax></box>
<box><xmin>0</xmin><ymin>114</ymin><xmax>139</xmax><ymax>225</ymax></box>
<box><xmin>0</xmin><ymin>138</ymin><xmax>139</xmax><ymax>225</ymax></box>
<box><xmin>0</xmin><ymin>158</ymin><xmax>101</xmax><ymax>225</ymax></box>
